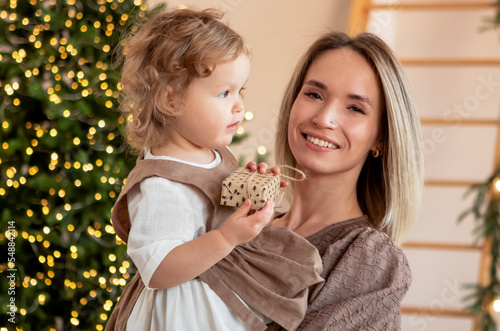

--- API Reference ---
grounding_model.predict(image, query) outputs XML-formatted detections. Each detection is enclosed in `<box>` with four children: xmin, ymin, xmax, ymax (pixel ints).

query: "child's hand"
<box><xmin>246</xmin><ymin>161</ymin><xmax>289</xmax><ymax>188</ymax></box>
<box><xmin>218</xmin><ymin>198</ymin><xmax>275</xmax><ymax>247</ymax></box>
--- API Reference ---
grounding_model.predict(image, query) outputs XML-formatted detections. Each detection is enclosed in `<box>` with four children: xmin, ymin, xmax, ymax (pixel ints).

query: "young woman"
<box><xmin>271</xmin><ymin>31</ymin><xmax>424</xmax><ymax>330</ymax></box>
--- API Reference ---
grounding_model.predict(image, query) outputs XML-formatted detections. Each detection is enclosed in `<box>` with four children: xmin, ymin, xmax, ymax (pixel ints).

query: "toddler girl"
<box><xmin>105</xmin><ymin>8</ymin><xmax>323</xmax><ymax>331</ymax></box>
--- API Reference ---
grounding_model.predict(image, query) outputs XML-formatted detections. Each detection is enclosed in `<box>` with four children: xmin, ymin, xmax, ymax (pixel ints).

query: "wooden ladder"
<box><xmin>347</xmin><ymin>1</ymin><xmax>500</xmax><ymax>330</ymax></box>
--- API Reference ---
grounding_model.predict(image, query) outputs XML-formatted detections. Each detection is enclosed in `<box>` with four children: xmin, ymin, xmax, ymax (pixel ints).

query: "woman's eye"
<box><xmin>218</xmin><ymin>90</ymin><xmax>229</xmax><ymax>98</ymax></box>
<box><xmin>304</xmin><ymin>92</ymin><xmax>322</xmax><ymax>100</ymax></box>
<box><xmin>349</xmin><ymin>106</ymin><xmax>366</xmax><ymax>114</ymax></box>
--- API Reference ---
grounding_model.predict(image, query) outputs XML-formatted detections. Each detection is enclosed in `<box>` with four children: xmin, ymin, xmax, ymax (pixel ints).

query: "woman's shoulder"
<box><xmin>310</xmin><ymin>216</ymin><xmax>405</xmax><ymax>258</ymax></box>
<box><xmin>325</xmin><ymin>222</ymin><xmax>407</xmax><ymax>264</ymax></box>
<box><xmin>349</xmin><ymin>226</ymin><xmax>408</xmax><ymax>267</ymax></box>
<box><xmin>303</xmin><ymin>224</ymin><xmax>412</xmax><ymax>330</ymax></box>
<box><xmin>322</xmin><ymin>227</ymin><xmax>412</xmax><ymax>287</ymax></box>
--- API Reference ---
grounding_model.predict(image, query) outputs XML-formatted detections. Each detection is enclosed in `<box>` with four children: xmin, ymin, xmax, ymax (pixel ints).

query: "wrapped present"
<box><xmin>220</xmin><ymin>167</ymin><xmax>281</xmax><ymax>210</ymax></box>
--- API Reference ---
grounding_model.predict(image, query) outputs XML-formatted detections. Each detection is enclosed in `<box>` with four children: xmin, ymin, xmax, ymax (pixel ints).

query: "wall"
<box><xmin>368</xmin><ymin>1</ymin><xmax>500</xmax><ymax>330</ymax></box>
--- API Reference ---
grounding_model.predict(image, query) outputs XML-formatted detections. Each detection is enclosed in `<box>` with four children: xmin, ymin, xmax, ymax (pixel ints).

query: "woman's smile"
<box><xmin>303</xmin><ymin>133</ymin><xmax>340</xmax><ymax>150</ymax></box>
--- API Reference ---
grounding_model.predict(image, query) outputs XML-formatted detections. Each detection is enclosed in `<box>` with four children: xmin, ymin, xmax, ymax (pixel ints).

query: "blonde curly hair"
<box><xmin>118</xmin><ymin>8</ymin><xmax>250</xmax><ymax>154</ymax></box>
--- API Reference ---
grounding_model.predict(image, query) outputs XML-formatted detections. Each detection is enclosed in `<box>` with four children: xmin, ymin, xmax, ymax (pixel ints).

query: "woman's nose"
<box><xmin>312</xmin><ymin>103</ymin><xmax>339</xmax><ymax>129</ymax></box>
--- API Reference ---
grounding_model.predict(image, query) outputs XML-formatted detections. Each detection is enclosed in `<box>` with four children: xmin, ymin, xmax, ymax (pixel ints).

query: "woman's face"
<box><xmin>287</xmin><ymin>47</ymin><xmax>384</xmax><ymax>179</ymax></box>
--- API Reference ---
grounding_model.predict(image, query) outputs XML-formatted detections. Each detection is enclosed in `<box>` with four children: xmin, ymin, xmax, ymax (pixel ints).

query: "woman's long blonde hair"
<box><xmin>275</xmin><ymin>32</ymin><xmax>424</xmax><ymax>245</ymax></box>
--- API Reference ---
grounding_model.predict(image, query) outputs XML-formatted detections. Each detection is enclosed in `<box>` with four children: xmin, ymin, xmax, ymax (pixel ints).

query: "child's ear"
<box><xmin>155</xmin><ymin>85</ymin><xmax>182</xmax><ymax>117</ymax></box>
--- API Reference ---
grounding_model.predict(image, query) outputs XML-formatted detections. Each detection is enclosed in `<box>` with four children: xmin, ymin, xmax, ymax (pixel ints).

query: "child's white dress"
<box><xmin>125</xmin><ymin>150</ymin><xmax>265</xmax><ymax>330</ymax></box>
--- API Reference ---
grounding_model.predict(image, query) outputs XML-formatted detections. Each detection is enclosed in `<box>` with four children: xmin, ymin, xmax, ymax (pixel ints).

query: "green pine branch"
<box><xmin>459</xmin><ymin>166</ymin><xmax>500</xmax><ymax>331</ymax></box>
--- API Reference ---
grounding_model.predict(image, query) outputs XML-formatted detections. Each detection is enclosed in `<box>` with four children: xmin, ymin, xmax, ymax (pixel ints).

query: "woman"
<box><xmin>271</xmin><ymin>31</ymin><xmax>424</xmax><ymax>330</ymax></box>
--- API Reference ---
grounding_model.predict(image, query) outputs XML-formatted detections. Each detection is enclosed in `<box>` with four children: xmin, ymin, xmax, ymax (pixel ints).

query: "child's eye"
<box><xmin>304</xmin><ymin>92</ymin><xmax>322</xmax><ymax>100</ymax></box>
<box><xmin>218</xmin><ymin>90</ymin><xmax>229</xmax><ymax>98</ymax></box>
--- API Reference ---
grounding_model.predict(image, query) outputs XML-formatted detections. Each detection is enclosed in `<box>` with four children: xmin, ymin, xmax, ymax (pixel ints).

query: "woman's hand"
<box><xmin>246</xmin><ymin>161</ymin><xmax>289</xmax><ymax>188</ymax></box>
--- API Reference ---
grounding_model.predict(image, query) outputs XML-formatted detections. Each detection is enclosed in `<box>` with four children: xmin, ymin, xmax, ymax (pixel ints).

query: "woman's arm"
<box><xmin>298</xmin><ymin>229</ymin><xmax>411</xmax><ymax>331</ymax></box>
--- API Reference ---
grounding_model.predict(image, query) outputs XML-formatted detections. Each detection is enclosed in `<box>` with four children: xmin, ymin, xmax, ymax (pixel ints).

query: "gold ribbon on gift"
<box><xmin>243</xmin><ymin>165</ymin><xmax>306</xmax><ymax>208</ymax></box>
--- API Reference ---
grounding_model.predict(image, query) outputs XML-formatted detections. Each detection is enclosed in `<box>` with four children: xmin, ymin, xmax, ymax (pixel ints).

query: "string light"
<box><xmin>493</xmin><ymin>299</ymin><xmax>500</xmax><ymax>312</ymax></box>
<box><xmin>244</xmin><ymin>111</ymin><xmax>254</xmax><ymax>121</ymax></box>
<box><xmin>494</xmin><ymin>178</ymin><xmax>500</xmax><ymax>192</ymax></box>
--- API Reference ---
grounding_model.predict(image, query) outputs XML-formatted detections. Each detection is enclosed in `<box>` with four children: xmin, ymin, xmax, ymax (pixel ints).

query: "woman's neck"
<box><xmin>280</xmin><ymin>172</ymin><xmax>363</xmax><ymax>236</ymax></box>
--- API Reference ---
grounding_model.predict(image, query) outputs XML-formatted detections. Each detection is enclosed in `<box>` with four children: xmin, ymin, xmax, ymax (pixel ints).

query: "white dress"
<box><xmin>125</xmin><ymin>150</ymin><xmax>265</xmax><ymax>331</ymax></box>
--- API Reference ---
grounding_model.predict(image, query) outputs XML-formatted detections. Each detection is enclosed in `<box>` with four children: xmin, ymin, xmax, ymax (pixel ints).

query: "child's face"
<box><xmin>169</xmin><ymin>54</ymin><xmax>250</xmax><ymax>153</ymax></box>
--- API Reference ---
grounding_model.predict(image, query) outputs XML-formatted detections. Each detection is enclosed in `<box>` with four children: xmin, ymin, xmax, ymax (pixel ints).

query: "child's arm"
<box><xmin>149</xmin><ymin>198</ymin><xmax>274</xmax><ymax>289</ymax></box>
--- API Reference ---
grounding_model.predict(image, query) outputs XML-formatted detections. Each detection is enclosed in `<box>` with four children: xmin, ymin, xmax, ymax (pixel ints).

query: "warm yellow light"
<box><xmin>244</xmin><ymin>111</ymin><xmax>254</xmax><ymax>121</ymax></box>
<box><xmin>493</xmin><ymin>299</ymin><xmax>500</xmax><ymax>312</ymax></box>
<box><xmin>494</xmin><ymin>178</ymin><xmax>500</xmax><ymax>192</ymax></box>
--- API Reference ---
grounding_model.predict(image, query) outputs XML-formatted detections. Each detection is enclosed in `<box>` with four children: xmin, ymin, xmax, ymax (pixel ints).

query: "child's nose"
<box><xmin>232</xmin><ymin>99</ymin><xmax>244</xmax><ymax>114</ymax></box>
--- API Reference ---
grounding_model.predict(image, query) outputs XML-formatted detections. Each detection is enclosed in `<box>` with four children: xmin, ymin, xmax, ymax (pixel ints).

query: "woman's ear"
<box><xmin>370</xmin><ymin>138</ymin><xmax>384</xmax><ymax>158</ymax></box>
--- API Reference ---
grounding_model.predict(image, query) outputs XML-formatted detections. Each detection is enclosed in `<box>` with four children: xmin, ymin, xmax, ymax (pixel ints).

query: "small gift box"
<box><xmin>220</xmin><ymin>167</ymin><xmax>281</xmax><ymax>210</ymax></box>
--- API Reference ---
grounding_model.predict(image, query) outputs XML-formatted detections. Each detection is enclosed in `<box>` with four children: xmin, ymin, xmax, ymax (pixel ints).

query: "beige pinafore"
<box><xmin>105</xmin><ymin>149</ymin><xmax>323</xmax><ymax>331</ymax></box>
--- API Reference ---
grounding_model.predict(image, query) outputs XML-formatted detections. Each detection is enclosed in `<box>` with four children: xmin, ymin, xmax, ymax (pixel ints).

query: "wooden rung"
<box><xmin>401</xmin><ymin>58</ymin><xmax>500</xmax><ymax>66</ymax></box>
<box><xmin>371</xmin><ymin>2</ymin><xmax>498</xmax><ymax>10</ymax></box>
<box><xmin>424</xmin><ymin>179</ymin><xmax>479</xmax><ymax>187</ymax></box>
<box><xmin>402</xmin><ymin>306</ymin><xmax>471</xmax><ymax>318</ymax></box>
<box><xmin>403</xmin><ymin>242</ymin><xmax>482</xmax><ymax>251</ymax></box>
<box><xmin>420</xmin><ymin>118</ymin><xmax>500</xmax><ymax>126</ymax></box>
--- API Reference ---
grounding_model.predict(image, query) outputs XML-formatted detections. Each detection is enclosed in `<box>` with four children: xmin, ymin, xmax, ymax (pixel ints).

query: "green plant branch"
<box><xmin>459</xmin><ymin>166</ymin><xmax>500</xmax><ymax>331</ymax></box>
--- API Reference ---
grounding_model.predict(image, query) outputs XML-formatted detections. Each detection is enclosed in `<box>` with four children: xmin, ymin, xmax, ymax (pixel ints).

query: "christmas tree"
<box><xmin>0</xmin><ymin>0</ymin><xmax>149</xmax><ymax>329</ymax></box>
